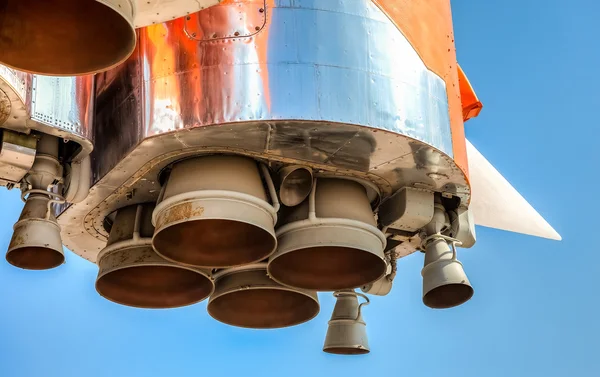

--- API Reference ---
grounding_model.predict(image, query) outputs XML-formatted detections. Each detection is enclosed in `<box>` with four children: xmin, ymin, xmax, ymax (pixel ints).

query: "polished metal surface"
<box><xmin>57</xmin><ymin>0</ymin><xmax>470</xmax><ymax>263</ymax></box>
<box><xmin>0</xmin><ymin>66</ymin><xmax>95</xmax><ymax>162</ymax></box>
<box><xmin>29</xmin><ymin>75</ymin><xmax>95</xmax><ymax>152</ymax></box>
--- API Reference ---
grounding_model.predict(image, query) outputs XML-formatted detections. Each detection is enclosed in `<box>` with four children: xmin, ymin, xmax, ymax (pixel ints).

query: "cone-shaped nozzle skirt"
<box><xmin>323</xmin><ymin>291</ymin><xmax>370</xmax><ymax>355</ymax></box>
<box><xmin>268</xmin><ymin>179</ymin><xmax>386</xmax><ymax>291</ymax></box>
<box><xmin>422</xmin><ymin>238</ymin><xmax>473</xmax><ymax>309</ymax></box>
<box><xmin>96</xmin><ymin>204</ymin><xmax>214</xmax><ymax>309</ymax></box>
<box><xmin>208</xmin><ymin>264</ymin><xmax>319</xmax><ymax>329</ymax></box>
<box><xmin>0</xmin><ymin>0</ymin><xmax>136</xmax><ymax>75</ymax></box>
<box><xmin>152</xmin><ymin>156</ymin><xmax>277</xmax><ymax>268</ymax></box>
<box><xmin>6</xmin><ymin>194</ymin><xmax>64</xmax><ymax>270</ymax></box>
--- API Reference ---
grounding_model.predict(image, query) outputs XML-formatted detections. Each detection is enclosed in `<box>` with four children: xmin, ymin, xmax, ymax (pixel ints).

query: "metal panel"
<box><xmin>0</xmin><ymin>66</ymin><xmax>95</xmax><ymax>162</ymax></box>
<box><xmin>29</xmin><ymin>76</ymin><xmax>94</xmax><ymax>138</ymax></box>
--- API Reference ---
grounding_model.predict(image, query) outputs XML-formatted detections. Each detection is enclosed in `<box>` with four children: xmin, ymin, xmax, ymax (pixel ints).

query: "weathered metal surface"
<box><xmin>0</xmin><ymin>66</ymin><xmax>29</xmax><ymax>135</ymax></box>
<box><xmin>95</xmin><ymin>203</ymin><xmax>215</xmax><ymax>309</ymax></box>
<box><xmin>57</xmin><ymin>0</ymin><xmax>469</xmax><ymax>262</ymax></box>
<box><xmin>0</xmin><ymin>130</ymin><xmax>37</xmax><ymax>185</ymax></box>
<box><xmin>0</xmin><ymin>88</ymin><xmax>10</xmax><ymax>126</ymax></box>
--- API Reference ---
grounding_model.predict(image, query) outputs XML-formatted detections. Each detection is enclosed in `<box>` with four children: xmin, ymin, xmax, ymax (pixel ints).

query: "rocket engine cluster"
<box><xmin>0</xmin><ymin>0</ymin><xmax>559</xmax><ymax>355</ymax></box>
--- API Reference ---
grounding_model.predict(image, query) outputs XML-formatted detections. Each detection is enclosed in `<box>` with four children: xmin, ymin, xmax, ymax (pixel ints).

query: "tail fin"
<box><xmin>466</xmin><ymin>139</ymin><xmax>561</xmax><ymax>241</ymax></box>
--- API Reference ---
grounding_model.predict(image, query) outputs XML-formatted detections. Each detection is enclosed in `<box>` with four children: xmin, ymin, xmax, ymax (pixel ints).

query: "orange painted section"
<box><xmin>372</xmin><ymin>0</ymin><xmax>469</xmax><ymax>179</ymax></box>
<box><xmin>458</xmin><ymin>64</ymin><xmax>483</xmax><ymax>122</ymax></box>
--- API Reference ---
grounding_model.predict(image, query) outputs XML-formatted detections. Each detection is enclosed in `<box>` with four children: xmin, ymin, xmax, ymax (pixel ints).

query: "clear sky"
<box><xmin>0</xmin><ymin>1</ymin><xmax>598</xmax><ymax>376</ymax></box>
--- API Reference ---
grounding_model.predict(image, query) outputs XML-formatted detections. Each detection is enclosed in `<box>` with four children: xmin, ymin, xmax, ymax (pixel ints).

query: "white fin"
<box><xmin>466</xmin><ymin>139</ymin><xmax>561</xmax><ymax>241</ymax></box>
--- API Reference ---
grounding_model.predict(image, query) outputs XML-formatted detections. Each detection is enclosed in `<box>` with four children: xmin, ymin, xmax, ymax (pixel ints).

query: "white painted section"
<box><xmin>466</xmin><ymin>139</ymin><xmax>561</xmax><ymax>241</ymax></box>
<box><xmin>133</xmin><ymin>0</ymin><xmax>222</xmax><ymax>28</ymax></box>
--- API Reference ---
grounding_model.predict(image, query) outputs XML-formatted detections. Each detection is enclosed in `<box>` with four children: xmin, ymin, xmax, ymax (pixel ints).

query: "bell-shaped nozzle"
<box><xmin>7</xmin><ymin>133</ymin><xmax>65</xmax><ymax>270</ymax></box>
<box><xmin>421</xmin><ymin>237</ymin><xmax>473</xmax><ymax>309</ymax></box>
<box><xmin>152</xmin><ymin>155</ymin><xmax>277</xmax><ymax>268</ymax></box>
<box><xmin>96</xmin><ymin>203</ymin><xmax>214</xmax><ymax>309</ymax></box>
<box><xmin>323</xmin><ymin>290</ymin><xmax>370</xmax><ymax>355</ymax></box>
<box><xmin>6</xmin><ymin>194</ymin><xmax>64</xmax><ymax>270</ymax></box>
<box><xmin>278</xmin><ymin>166</ymin><xmax>313</xmax><ymax>207</ymax></box>
<box><xmin>268</xmin><ymin>178</ymin><xmax>386</xmax><ymax>291</ymax></box>
<box><xmin>207</xmin><ymin>264</ymin><xmax>320</xmax><ymax>329</ymax></box>
<box><xmin>0</xmin><ymin>0</ymin><xmax>136</xmax><ymax>75</ymax></box>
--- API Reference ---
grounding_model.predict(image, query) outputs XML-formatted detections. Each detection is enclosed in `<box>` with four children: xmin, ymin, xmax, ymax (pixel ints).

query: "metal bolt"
<box><xmin>126</xmin><ymin>190</ymin><xmax>136</xmax><ymax>200</ymax></box>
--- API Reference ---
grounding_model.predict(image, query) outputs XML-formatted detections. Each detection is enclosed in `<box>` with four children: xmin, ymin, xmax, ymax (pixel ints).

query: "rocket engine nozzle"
<box><xmin>96</xmin><ymin>203</ymin><xmax>214</xmax><ymax>309</ymax></box>
<box><xmin>152</xmin><ymin>155</ymin><xmax>278</xmax><ymax>268</ymax></box>
<box><xmin>6</xmin><ymin>134</ymin><xmax>64</xmax><ymax>270</ymax></box>
<box><xmin>268</xmin><ymin>178</ymin><xmax>387</xmax><ymax>291</ymax></box>
<box><xmin>0</xmin><ymin>0</ymin><xmax>136</xmax><ymax>75</ymax></box>
<box><xmin>207</xmin><ymin>264</ymin><xmax>320</xmax><ymax>329</ymax></box>
<box><xmin>6</xmin><ymin>194</ymin><xmax>65</xmax><ymax>270</ymax></box>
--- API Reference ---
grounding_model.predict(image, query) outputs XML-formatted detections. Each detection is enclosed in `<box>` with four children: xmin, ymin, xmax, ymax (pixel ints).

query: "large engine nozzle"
<box><xmin>0</xmin><ymin>0</ymin><xmax>136</xmax><ymax>75</ymax></box>
<box><xmin>207</xmin><ymin>264</ymin><xmax>320</xmax><ymax>329</ymax></box>
<box><xmin>152</xmin><ymin>155</ymin><xmax>277</xmax><ymax>268</ymax></box>
<box><xmin>323</xmin><ymin>290</ymin><xmax>370</xmax><ymax>355</ymax></box>
<box><xmin>96</xmin><ymin>203</ymin><xmax>214</xmax><ymax>309</ymax></box>
<box><xmin>268</xmin><ymin>178</ymin><xmax>386</xmax><ymax>291</ymax></box>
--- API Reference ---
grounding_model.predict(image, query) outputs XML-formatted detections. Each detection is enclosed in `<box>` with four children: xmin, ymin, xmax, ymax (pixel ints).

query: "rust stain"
<box><xmin>10</xmin><ymin>233</ymin><xmax>26</xmax><ymax>247</ymax></box>
<box><xmin>0</xmin><ymin>88</ymin><xmax>10</xmax><ymax>126</ymax></box>
<box><xmin>157</xmin><ymin>203</ymin><xmax>205</xmax><ymax>229</ymax></box>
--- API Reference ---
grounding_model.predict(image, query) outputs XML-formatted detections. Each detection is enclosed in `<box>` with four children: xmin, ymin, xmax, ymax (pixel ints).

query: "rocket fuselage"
<box><xmin>0</xmin><ymin>0</ymin><xmax>474</xmax><ymax>262</ymax></box>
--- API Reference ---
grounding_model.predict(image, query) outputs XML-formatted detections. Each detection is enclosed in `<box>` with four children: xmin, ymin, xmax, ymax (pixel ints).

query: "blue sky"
<box><xmin>0</xmin><ymin>0</ymin><xmax>598</xmax><ymax>376</ymax></box>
